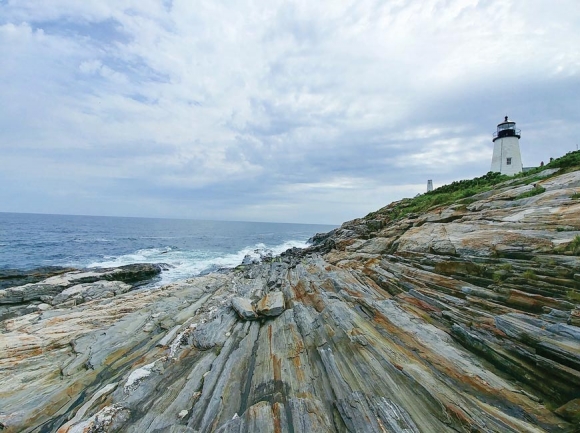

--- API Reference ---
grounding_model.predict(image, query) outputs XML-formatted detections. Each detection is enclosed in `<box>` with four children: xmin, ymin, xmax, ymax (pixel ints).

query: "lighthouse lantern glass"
<box><xmin>498</xmin><ymin>122</ymin><xmax>516</xmax><ymax>131</ymax></box>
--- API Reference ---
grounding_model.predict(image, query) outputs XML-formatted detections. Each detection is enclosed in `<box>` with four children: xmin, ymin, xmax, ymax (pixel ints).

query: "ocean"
<box><xmin>0</xmin><ymin>212</ymin><xmax>336</xmax><ymax>287</ymax></box>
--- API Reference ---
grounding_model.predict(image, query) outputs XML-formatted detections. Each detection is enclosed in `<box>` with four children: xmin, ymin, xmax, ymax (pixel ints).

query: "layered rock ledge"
<box><xmin>1</xmin><ymin>169</ymin><xmax>580</xmax><ymax>432</ymax></box>
<box><xmin>0</xmin><ymin>264</ymin><xmax>164</xmax><ymax>321</ymax></box>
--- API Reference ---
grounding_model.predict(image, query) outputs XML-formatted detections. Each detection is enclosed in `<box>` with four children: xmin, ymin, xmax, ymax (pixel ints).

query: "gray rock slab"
<box><xmin>231</xmin><ymin>297</ymin><xmax>258</xmax><ymax>320</ymax></box>
<box><xmin>52</xmin><ymin>280</ymin><xmax>132</xmax><ymax>306</ymax></box>
<box><xmin>256</xmin><ymin>291</ymin><xmax>285</xmax><ymax>317</ymax></box>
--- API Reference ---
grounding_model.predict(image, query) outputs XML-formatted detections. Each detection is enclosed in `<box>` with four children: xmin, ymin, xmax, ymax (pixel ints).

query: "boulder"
<box><xmin>231</xmin><ymin>297</ymin><xmax>258</xmax><ymax>320</ymax></box>
<box><xmin>570</xmin><ymin>308</ymin><xmax>580</xmax><ymax>327</ymax></box>
<box><xmin>256</xmin><ymin>291</ymin><xmax>285</xmax><ymax>317</ymax></box>
<box><xmin>555</xmin><ymin>398</ymin><xmax>580</xmax><ymax>423</ymax></box>
<box><xmin>241</xmin><ymin>255</ymin><xmax>259</xmax><ymax>266</ymax></box>
<box><xmin>192</xmin><ymin>311</ymin><xmax>237</xmax><ymax>350</ymax></box>
<box><xmin>97</xmin><ymin>263</ymin><xmax>164</xmax><ymax>284</ymax></box>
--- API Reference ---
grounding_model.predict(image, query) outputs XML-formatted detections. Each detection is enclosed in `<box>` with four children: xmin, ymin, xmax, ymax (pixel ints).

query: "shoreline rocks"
<box><xmin>0</xmin><ymin>264</ymin><xmax>164</xmax><ymax>321</ymax></box>
<box><xmin>1</xmin><ymin>169</ymin><xmax>580</xmax><ymax>432</ymax></box>
<box><xmin>0</xmin><ymin>266</ymin><xmax>76</xmax><ymax>290</ymax></box>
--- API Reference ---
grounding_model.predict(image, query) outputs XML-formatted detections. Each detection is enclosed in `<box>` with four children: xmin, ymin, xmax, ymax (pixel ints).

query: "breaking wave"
<box><xmin>85</xmin><ymin>239</ymin><xmax>310</xmax><ymax>286</ymax></box>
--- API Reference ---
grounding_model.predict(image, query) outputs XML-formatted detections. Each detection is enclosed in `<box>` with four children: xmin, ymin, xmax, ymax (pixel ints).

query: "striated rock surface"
<box><xmin>255</xmin><ymin>291</ymin><xmax>285</xmax><ymax>317</ymax></box>
<box><xmin>0</xmin><ymin>264</ymin><xmax>163</xmax><ymax>321</ymax></box>
<box><xmin>51</xmin><ymin>280</ymin><xmax>133</xmax><ymax>306</ymax></box>
<box><xmin>2</xmin><ymin>168</ymin><xmax>580</xmax><ymax>432</ymax></box>
<box><xmin>0</xmin><ymin>267</ymin><xmax>77</xmax><ymax>291</ymax></box>
<box><xmin>231</xmin><ymin>297</ymin><xmax>258</xmax><ymax>320</ymax></box>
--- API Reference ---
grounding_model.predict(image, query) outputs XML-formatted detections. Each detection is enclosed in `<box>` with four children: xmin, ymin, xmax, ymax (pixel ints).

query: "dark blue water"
<box><xmin>0</xmin><ymin>213</ymin><xmax>335</xmax><ymax>285</ymax></box>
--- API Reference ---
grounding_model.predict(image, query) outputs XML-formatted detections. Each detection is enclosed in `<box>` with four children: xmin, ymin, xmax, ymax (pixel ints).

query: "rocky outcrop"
<box><xmin>1</xmin><ymin>168</ymin><xmax>580</xmax><ymax>432</ymax></box>
<box><xmin>231</xmin><ymin>297</ymin><xmax>258</xmax><ymax>320</ymax></box>
<box><xmin>51</xmin><ymin>280</ymin><xmax>133</xmax><ymax>306</ymax></box>
<box><xmin>0</xmin><ymin>267</ymin><xmax>76</xmax><ymax>290</ymax></box>
<box><xmin>255</xmin><ymin>291</ymin><xmax>285</xmax><ymax>317</ymax></box>
<box><xmin>0</xmin><ymin>264</ymin><xmax>163</xmax><ymax>321</ymax></box>
<box><xmin>231</xmin><ymin>291</ymin><xmax>286</xmax><ymax>320</ymax></box>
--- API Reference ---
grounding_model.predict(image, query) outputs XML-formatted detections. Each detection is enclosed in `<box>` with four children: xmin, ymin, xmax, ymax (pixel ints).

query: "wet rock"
<box><xmin>0</xmin><ymin>266</ymin><xmax>76</xmax><ymax>290</ymax></box>
<box><xmin>92</xmin><ymin>263</ymin><xmax>164</xmax><ymax>285</ymax></box>
<box><xmin>241</xmin><ymin>255</ymin><xmax>259</xmax><ymax>266</ymax></box>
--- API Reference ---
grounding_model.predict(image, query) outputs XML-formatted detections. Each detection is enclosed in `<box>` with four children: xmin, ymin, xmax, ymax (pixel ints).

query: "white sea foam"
<box><xmin>72</xmin><ymin>238</ymin><xmax>113</xmax><ymax>243</ymax></box>
<box><xmin>85</xmin><ymin>239</ymin><xmax>309</xmax><ymax>286</ymax></box>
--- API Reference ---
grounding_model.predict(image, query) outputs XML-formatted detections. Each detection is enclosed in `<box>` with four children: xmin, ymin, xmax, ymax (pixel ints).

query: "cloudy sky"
<box><xmin>1</xmin><ymin>0</ymin><xmax>579</xmax><ymax>224</ymax></box>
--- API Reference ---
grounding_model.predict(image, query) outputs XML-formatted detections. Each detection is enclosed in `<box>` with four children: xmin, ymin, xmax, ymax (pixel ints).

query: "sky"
<box><xmin>1</xmin><ymin>0</ymin><xmax>579</xmax><ymax>225</ymax></box>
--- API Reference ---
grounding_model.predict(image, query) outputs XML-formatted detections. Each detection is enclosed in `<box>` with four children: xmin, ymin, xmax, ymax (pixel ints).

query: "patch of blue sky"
<box><xmin>104</xmin><ymin>55</ymin><xmax>171</xmax><ymax>84</ymax></box>
<box><xmin>127</xmin><ymin>93</ymin><xmax>152</xmax><ymax>104</ymax></box>
<box><xmin>71</xmin><ymin>54</ymin><xmax>170</xmax><ymax>95</ymax></box>
<box><xmin>30</xmin><ymin>18</ymin><xmax>131</xmax><ymax>45</ymax></box>
<box><xmin>162</xmin><ymin>0</ymin><xmax>173</xmax><ymax>12</ymax></box>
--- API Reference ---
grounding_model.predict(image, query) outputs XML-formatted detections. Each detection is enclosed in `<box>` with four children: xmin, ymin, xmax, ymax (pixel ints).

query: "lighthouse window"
<box><xmin>506</xmin><ymin>157</ymin><xmax>512</xmax><ymax>165</ymax></box>
<box><xmin>498</xmin><ymin>122</ymin><xmax>515</xmax><ymax>131</ymax></box>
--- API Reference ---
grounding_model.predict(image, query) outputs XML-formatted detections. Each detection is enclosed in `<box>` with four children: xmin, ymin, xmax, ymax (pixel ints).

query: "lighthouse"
<box><xmin>490</xmin><ymin>116</ymin><xmax>523</xmax><ymax>175</ymax></box>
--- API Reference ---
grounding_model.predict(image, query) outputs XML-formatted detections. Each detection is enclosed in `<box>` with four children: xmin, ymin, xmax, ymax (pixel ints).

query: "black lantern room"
<box><xmin>493</xmin><ymin>116</ymin><xmax>521</xmax><ymax>142</ymax></box>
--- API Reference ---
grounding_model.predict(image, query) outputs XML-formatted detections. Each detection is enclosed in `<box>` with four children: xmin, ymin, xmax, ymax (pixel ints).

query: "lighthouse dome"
<box><xmin>493</xmin><ymin>116</ymin><xmax>521</xmax><ymax>142</ymax></box>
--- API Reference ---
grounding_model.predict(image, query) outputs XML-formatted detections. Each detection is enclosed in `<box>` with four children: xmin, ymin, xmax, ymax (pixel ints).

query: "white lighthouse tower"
<box><xmin>490</xmin><ymin>116</ymin><xmax>523</xmax><ymax>175</ymax></box>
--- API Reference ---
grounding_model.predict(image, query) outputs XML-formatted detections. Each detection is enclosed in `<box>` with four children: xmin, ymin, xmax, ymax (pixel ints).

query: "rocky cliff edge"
<box><xmin>2</xmin><ymin>162</ymin><xmax>580</xmax><ymax>432</ymax></box>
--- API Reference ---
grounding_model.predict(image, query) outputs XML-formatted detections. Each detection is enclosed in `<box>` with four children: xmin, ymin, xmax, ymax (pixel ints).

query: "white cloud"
<box><xmin>0</xmin><ymin>0</ymin><xmax>579</xmax><ymax>223</ymax></box>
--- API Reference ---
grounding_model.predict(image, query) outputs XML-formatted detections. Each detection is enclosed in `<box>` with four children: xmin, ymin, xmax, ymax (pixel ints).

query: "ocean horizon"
<box><xmin>0</xmin><ymin>212</ymin><xmax>337</xmax><ymax>286</ymax></box>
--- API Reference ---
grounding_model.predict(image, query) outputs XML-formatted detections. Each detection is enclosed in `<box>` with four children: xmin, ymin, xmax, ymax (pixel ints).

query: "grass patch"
<box><xmin>512</xmin><ymin>175</ymin><xmax>545</xmax><ymax>187</ymax></box>
<box><xmin>567</xmin><ymin>235</ymin><xmax>580</xmax><ymax>255</ymax></box>
<box><xmin>546</xmin><ymin>150</ymin><xmax>580</xmax><ymax>170</ymax></box>
<box><xmin>459</xmin><ymin>197</ymin><xmax>478</xmax><ymax>205</ymax></box>
<box><xmin>512</xmin><ymin>150</ymin><xmax>580</xmax><ymax>177</ymax></box>
<box><xmin>379</xmin><ymin>171</ymin><xmax>510</xmax><ymax>221</ymax></box>
<box><xmin>459</xmin><ymin>188</ymin><xmax>478</xmax><ymax>198</ymax></box>
<box><xmin>514</xmin><ymin>186</ymin><xmax>546</xmax><ymax>200</ymax></box>
<box><xmin>556</xmin><ymin>227</ymin><xmax>575</xmax><ymax>232</ymax></box>
<box><xmin>571</xmin><ymin>192</ymin><xmax>580</xmax><ymax>200</ymax></box>
<box><xmin>365</xmin><ymin>150</ymin><xmax>580</xmax><ymax>223</ymax></box>
<box><xmin>522</xmin><ymin>270</ymin><xmax>537</xmax><ymax>280</ymax></box>
<box><xmin>492</xmin><ymin>271</ymin><xmax>507</xmax><ymax>283</ymax></box>
<box><xmin>566</xmin><ymin>290</ymin><xmax>580</xmax><ymax>303</ymax></box>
